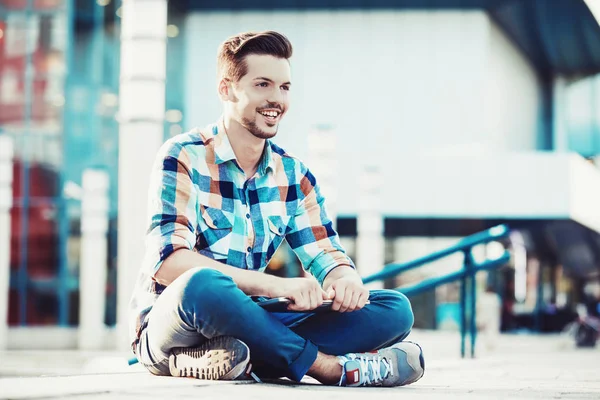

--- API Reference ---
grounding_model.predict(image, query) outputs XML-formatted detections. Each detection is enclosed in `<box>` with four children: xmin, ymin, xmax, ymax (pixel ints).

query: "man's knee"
<box><xmin>377</xmin><ymin>290</ymin><xmax>415</xmax><ymax>335</ymax></box>
<box><xmin>179</xmin><ymin>268</ymin><xmax>235</xmax><ymax>307</ymax></box>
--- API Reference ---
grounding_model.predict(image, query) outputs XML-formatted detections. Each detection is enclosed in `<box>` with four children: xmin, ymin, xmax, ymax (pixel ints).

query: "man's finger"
<box><xmin>322</xmin><ymin>288</ymin><xmax>334</xmax><ymax>300</ymax></box>
<box><xmin>289</xmin><ymin>292</ymin><xmax>307</xmax><ymax>311</ymax></box>
<box><xmin>309</xmin><ymin>288</ymin><xmax>319</xmax><ymax>310</ymax></box>
<box><xmin>339</xmin><ymin>289</ymin><xmax>353</xmax><ymax>313</ymax></box>
<box><xmin>332</xmin><ymin>286</ymin><xmax>345</xmax><ymax>311</ymax></box>
<box><xmin>347</xmin><ymin>290</ymin><xmax>361</xmax><ymax>312</ymax></box>
<box><xmin>357</xmin><ymin>291</ymin><xmax>369</xmax><ymax>309</ymax></box>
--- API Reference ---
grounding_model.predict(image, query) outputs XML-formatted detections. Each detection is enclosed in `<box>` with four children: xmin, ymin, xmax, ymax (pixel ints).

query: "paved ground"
<box><xmin>1</xmin><ymin>330</ymin><xmax>599</xmax><ymax>399</ymax></box>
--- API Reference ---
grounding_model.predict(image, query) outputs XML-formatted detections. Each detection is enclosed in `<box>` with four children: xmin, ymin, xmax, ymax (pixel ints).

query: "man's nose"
<box><xmin>268</xmin><ymin>87</ymin><xmax>284</xmax><ymax>105</ymax></box>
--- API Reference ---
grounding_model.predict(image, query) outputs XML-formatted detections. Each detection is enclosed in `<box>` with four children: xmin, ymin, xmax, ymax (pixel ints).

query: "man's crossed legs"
<box><xmin>135</xmin><ymin>268</ymin><xmax>425</xmax><ymax>387</ymax></box>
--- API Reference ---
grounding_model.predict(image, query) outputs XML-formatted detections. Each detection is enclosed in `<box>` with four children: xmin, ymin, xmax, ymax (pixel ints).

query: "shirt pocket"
<box><xmin>265</xmin><ymin>215</ymin><xmax>291</xmax><ymax>262</ymax></box>
<box><xmin>196</xmin><ymin>204</ymin><xmax>235</xmax><ymax>259</ymax></box>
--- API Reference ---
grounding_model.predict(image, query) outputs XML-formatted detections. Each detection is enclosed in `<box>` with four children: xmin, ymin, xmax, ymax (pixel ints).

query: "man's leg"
<box><xmin>136</xmin><ymin>267</ymin><xmax>318</xmax><ymax>381</ymax></box>
<box><xmin>293</xmin><ymin>289</ymin><xmax>415</xmax><ymax>353</ymax></box>
<box><xmin>252</xmin><ymin>289</ymin><xmax>418</xmax><ymax>384</ymax></box>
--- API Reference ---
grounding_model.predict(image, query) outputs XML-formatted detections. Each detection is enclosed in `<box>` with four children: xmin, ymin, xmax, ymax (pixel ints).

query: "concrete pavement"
<box><xmin>1</xmin><ymin>330</ymin><xmax>599</xmax><ymax>399</ymax></box>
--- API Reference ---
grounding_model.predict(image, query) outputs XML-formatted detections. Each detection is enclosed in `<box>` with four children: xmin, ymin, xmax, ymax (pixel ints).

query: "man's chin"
<box><xmin>252</xmin><ymin>123</ymin><xmax>278</xmax><ymax>139</ymax></box>
<box><xmin>251</xmin><ymin>129</ymin><xmax>277</xmax><ymax>139</ymax></box>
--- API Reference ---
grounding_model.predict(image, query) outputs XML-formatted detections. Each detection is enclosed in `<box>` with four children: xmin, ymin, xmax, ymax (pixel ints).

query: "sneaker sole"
<box><xmin>169</xmin><ymin>336</ymin><xmax>250</xmax><ymax>380</ymax></box>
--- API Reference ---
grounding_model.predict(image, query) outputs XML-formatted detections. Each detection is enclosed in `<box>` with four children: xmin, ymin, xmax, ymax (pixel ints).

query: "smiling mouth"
<box><xmin>258</xmin><ymin>110</ymin><xmax>282</xmax><ymax>125</ymax></box>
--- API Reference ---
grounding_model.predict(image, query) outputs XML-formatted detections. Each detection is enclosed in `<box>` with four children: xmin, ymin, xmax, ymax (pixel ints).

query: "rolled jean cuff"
<box><xmin>288</xmin><ymin>339</ymin><xmax>319</xmax><ymax>382</ymax></box>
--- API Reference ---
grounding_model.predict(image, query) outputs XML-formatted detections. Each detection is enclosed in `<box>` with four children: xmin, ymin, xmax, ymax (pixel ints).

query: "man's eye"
<box><xmin>281</xmin><ymin>86</ymin><xmax>290</xmax><ymax>91</ymax></box>
<box><xmin>257</xmin><ymin>82</ymin><xmax>268</xmax><ymax>87</ymax></box>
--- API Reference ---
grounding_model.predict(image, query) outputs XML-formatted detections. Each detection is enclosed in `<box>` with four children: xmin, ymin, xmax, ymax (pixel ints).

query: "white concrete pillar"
<box><xmin>78</xmin><ymin>169</ymin><xmax>109</xmax><ymax>350</ymax></box>
<box><xmin>0</xmin><ymin>136</ymin><xmax>13</xmax><ymax>350</ymax></box>
<box><xmin>117</xmin><ymin>0</ymin><xmax>167</xmax><ymax>350</ymax></box>
<box><xmin>307</xmin><ymin>125</ymin><xmax>338</xmax><ymax>228</ymax></box>
<box><xmin>553</xmin><ymin>76</ymin><xmax>569</xmax><ymax>152</ymax></box>
<box><xmin>356</xmin><ymin>166</ymin><xmax>384</xmax><ymax>289</ymax></box>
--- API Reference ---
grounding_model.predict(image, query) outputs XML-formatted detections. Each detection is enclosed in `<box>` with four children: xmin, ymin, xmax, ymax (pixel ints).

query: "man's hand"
<box><xmin>268</xmin><ymin>276</ymin><xmax>331</xmax><ymax>312</ymax></box>
<box><xmin>324</xmin><ymin>267</ymin><xmax>369</xmax><ymax>313</ymax></box>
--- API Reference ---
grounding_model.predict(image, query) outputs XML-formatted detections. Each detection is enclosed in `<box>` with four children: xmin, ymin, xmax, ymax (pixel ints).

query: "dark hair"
<box><xmin>217</xmin><ymin>31</ymin><xmax>293</xmax><ymax>82</ymax></box>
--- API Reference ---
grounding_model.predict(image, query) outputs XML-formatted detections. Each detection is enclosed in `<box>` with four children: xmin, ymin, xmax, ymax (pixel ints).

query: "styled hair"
<box><xmin>217</xmin><ymin>31</ymin><xmax>293</xmax><ymax>82</ymax></box>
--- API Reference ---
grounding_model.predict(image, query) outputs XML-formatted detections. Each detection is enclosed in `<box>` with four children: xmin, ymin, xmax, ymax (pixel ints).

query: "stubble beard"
<box><xmin>242</xmin><ymin>116</ymin><xmax>278</xmax><ymax>140</ymax></box>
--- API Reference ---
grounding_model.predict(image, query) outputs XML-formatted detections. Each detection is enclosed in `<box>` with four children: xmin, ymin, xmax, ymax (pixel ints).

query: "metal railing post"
<box><xmin>460</xmin><ymin>254</ymin><xmax>467</xmax><ymax>358</ymax></box>
<box><xmin>465</xmin><ymin>250</ymin><xmax>477</xmax><ymax>358</ymax></box>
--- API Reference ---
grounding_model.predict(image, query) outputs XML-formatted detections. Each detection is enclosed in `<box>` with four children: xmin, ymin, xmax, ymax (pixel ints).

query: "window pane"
<box><xmin>1</xmin><ymin>13</ymin><xmax>36</xmax><ymax>71</ymax></box>
<box><xmin>27</xmin><ymin>204</ymin><xmax>60</xmax><ymax>277</ymax></box>
<box><xmin>26</xmin><ymin>289</ymin><xmax>59</xmax><ymax>325</ymax></box>
<box><xmin>0</xmin><ymin>71</ymin><xmax>25</xmax><ymax>126</ymax></box>
<box><xmin>9</xmin><ymin>203</ymin><xmax>60</xmax><ymax>325</ymax></box>
<box><xmin>34</xmin><ymin>13</ymin><xmax>66</xmax><ymax>75</ymax></box>
<box><xmin>8</xmin><ymin>289</ymin><xmax>20</xmax><ymax>326</ymax></box>
<box><xmin>0</xmin><ymin>0</ymin><xmax>27</xmax><ymax>10</ymax></box>
<box><xmin>34</xmin><ymin>0</ymin><xmax>64</xmax><ymax>10</ymax></box>
<box><xmin>32</xmin><ymin>74</ymin><xmax>64</xmax><ymax>124</ymax></box>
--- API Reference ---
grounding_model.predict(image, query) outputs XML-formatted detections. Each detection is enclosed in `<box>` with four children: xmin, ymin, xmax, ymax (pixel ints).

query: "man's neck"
<box><xmin>223</xmin><ymin>116</ymin><xmax>265</xmax><ymax>178</ymax></box>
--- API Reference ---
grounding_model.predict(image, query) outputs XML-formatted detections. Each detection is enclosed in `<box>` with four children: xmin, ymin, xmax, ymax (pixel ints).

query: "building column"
<box><xmin>307</xmin><ymin>125</ymin><xmax>338</xmax><ymax>228</ymax></box>
<box><xmin>356</xmin><ymin>166</ymin><xmax>384</xmax><ymax>289</ymax></box>
<box><xmin>116</xmin><ymin>0</ymin><xmax>167</xmax><ymax>350</ymax></box>
<box><xmin>553</xmin><ymin>76</ymin><xmax>568</xmax><ymax>152</ymax></box>
<box><xmin>78</xmin><ymin>169</ymin><xmax>110</xmax><ymax>350</ymax></box>
<box><xmin>0</xmin><ymin>136</ymin><xmax>13</xmax><ymax>350</ymax></box>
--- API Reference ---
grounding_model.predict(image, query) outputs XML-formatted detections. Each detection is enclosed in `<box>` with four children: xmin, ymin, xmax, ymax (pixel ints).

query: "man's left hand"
<box><xmin>325</xmin><ymin>275</ymin><xmax>369</xmax><ymax>313</ymax></box>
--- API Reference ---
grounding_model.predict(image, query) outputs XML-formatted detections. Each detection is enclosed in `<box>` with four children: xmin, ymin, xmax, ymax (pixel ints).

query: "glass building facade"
<box><xmin>1</xmin><ymin>0</ymin><xmax>121</xmax><ymax>326</ymax></box>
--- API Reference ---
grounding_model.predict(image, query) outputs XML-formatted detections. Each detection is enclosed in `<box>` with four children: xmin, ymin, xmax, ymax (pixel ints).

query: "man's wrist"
<box><xmin>259</xmin><ymin>273</ymin><xmax>281</xmax><ymax>298</ymax></box>
<box><xmin>322</xmin><ymin>264</ymin><xmax>358</xmax><ymax>288</ymax></box>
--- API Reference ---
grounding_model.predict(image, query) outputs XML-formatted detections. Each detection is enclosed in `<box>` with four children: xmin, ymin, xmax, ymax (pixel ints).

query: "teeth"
<box><xmin>260</xmin><ymin>111</ymin><xmax>279</xmax><ymax>117</ymax></box>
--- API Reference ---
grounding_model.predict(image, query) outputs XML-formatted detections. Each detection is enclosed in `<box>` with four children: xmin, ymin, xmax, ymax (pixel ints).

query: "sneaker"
<box><xmin>169</xmin><ymin>336</ymin><xmax>251</xmax><ymax>380</ymax></box>
<box><xmin>338</xmin><ymin>341</ymin><xmax>425</xmax><ymax>387</ymax></box>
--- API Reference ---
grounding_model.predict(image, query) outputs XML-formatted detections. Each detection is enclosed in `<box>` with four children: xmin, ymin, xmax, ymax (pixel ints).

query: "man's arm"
<box><xmin>286</xmin><ymin>165</ymin><xmax>368</xmax><ymax>312</ymax></box>
<box><xmin>155</xmin><ymin>248</ymin><xmax>280</xmax><ymax>295</ymax></box>
<box><xmin>157</xmin><ymin>249</ymin><xmax>328</xmax><ymax>308</ymax></box>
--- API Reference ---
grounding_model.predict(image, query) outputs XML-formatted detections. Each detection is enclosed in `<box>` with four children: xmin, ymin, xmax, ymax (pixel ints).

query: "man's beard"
<box><xmin>242</xmin><ymin>116</ymin><xmax>278</xmax><ymax>139</ymax></box>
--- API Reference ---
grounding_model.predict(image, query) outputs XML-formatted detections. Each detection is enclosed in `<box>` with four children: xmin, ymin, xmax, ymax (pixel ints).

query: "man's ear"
<box><xmin>218</xmin><ymin>78</ymin><xmax>232</xmax><ymax>101</ymax></box>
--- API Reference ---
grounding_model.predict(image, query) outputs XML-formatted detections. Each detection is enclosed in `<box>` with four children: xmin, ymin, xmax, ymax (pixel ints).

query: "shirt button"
<box><xmin>246</xmin><ymin>213</ymin><xmax>250</xmax><ymax>219</ymax></box>
<box><xmin>247</xmin><ymin>246</ymin><xmax>252</xmax><ymax>252</ymax></box>
<box><xmin>278</xmin><ymin>228</ymin><xmax>282</xmax><ymax>233</ymax></box>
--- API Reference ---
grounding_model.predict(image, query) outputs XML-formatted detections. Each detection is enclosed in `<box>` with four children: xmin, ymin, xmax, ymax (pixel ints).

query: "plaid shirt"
<box><xmin>129</xmin><ymin>120</ymin><xmax>355</xmax><ymax>351</ymax></box>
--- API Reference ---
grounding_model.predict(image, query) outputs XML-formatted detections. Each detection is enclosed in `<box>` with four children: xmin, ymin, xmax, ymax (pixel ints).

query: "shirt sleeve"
<box><xmin>143</xmin><ymin>140</ymin><xmax>198</xmax><ymax>277</ymax></box>
<box><xmin>285</xmin><ymin>163</ymin><xmax>355</xmax><ymax>285</ymax></box>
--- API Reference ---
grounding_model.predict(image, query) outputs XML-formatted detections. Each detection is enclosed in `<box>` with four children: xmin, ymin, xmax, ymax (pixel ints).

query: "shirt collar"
<box><xmin>213</xmin><ymin>121</ymin><xmax>237</xmax><ymax>165</ymax></box>
<box><xmin>214</xmin><ymin>119</ymin><xmax>275</xmax><ymax>175</ymax></box>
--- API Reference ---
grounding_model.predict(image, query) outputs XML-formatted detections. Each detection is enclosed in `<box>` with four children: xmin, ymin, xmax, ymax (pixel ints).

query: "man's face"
<box><xmin>227</xmin><ymin>54</ymin><xmax>291</xmax><ymax>139</ymax></box>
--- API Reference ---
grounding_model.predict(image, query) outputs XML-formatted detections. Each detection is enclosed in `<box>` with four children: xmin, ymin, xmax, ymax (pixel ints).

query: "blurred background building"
<box><xmin>1</xmin><ymin>0</ymin><xmax>600</xmax><ymax>349</ymax></box>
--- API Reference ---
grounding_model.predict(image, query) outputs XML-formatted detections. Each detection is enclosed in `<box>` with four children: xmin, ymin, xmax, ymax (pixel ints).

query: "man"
<box><xmin>129</xmin><ymin>30</ymin><xmax>425</xmax><ymax>387</ymax></box>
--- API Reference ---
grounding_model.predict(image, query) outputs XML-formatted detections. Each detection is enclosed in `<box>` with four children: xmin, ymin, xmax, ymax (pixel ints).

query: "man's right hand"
<box><xmin>268</xmin><ymin>277</ymin><xmax>333</xmax><ymax>312</ymax></box>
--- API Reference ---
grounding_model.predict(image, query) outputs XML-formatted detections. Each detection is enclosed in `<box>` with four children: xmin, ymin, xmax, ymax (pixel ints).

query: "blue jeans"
<box><xmin>136</xmin><ymin>268</ymin><xmax>414</xmax><ymax>382</ymax></box>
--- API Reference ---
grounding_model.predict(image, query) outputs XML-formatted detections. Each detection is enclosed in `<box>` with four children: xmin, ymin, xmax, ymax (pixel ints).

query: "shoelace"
<box><xmin>338</xmin><ymin>353</ymin><xmax>394</xmax><ymax>386</ymax></box>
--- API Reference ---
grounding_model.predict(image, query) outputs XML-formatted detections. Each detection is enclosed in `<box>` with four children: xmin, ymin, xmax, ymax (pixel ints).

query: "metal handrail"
<box><xmin>363</xmin><ymin>224</ymin><xmax>510</xmax><ymax>284</ymax></box>
<box><xmin>361</xmin><ymin>224</ymin><xmax>511</xmax><ymax>358</ymax></box>
<box><xmin>399</xmin><ymin>253</ymin><xmax>511</xmax><ymax>297</ymax></box>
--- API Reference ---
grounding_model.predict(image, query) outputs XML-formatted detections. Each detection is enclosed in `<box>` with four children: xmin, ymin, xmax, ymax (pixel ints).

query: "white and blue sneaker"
<box><xmin>338</xmin><ymin>341</ymin><xmax>425</xmax><ymax>387</ymax></box>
